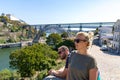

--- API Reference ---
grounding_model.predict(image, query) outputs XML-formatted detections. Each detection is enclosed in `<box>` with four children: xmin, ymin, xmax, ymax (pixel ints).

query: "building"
<box><xmin>6</xmin><ymin>14</ymin><xmax>20</xmax><ymax>21</ymax></box>
<box><xmin>112</xmin><ymin>19</ymin><xmax>120</xmax><ymax>54</ymax></box>
<box><xmin>5</xmin><ymin>14</ymin><xmax>26</xmax><ymax>23</ymax></box>
<box><xmin>98</xmin><ymin>26</ymin><xmax>113</xmax><ymax>47</ymax></box>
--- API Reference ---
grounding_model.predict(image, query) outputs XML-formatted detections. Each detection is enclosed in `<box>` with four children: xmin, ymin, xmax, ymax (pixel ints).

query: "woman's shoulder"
<box><xmin>86</xmin><ymin>55</ymin><xmax>97</xmax><ymax>64</ymax></box>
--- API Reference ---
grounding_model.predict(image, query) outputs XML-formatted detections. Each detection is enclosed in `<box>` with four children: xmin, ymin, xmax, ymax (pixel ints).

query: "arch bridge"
<box><xmin>23</xmin><ymin>22</ymin><xmax>115</xmax><ymax>43</ymax></box>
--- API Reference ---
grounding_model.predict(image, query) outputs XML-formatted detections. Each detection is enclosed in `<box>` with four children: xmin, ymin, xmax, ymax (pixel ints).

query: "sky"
<box><xmin>0</xmin><ymin>0</ymin><xmax>120</xmax><ymax>25</ymax></box>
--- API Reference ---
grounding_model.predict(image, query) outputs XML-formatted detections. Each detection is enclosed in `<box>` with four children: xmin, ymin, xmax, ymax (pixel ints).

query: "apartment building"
<box><xmin>112</xmin><ymin>19</ymin><xmax>120</xmax><ymax>54</ymax></box>
<box><xmin>98</xmin><ymin>26</ymin><xmax>113</xmax><ymax>47</ymax></box>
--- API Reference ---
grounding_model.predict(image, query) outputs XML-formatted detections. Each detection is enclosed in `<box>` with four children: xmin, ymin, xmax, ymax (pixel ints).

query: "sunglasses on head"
<box><xmin>74</xmin><ymin>39</ymin><xmax>86</xmax><ymax>43</ymax></box>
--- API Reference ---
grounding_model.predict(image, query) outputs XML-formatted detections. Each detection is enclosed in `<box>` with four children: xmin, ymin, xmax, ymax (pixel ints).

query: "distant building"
<box><xmin>112</xmin><ymin>19</ymin><xmax>120</xmax><ymax>54</ymax></box>
<box><xmin>98</xmin><ymin>26</ymin><xmax>113</xmax><ymax>46</ymax></box>
<box><xmin>5</xmin><ymin>14</ymin><xmax>26</xmax><ymax>24</ymax></box>
<box><xmin>6</xmin><ymin>14</ymin><xmax>19</xmax><ymax>21</ymax></box>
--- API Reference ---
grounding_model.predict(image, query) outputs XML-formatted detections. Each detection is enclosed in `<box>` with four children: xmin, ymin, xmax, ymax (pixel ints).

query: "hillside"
<box><xmin>0</xmin><ymin>14</ymin><xmax>35</xmax><ymax>44</ymax></box>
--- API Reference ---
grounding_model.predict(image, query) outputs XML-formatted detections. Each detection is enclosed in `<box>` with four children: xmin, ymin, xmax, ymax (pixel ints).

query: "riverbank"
<box><xmin>0</xmin><ymin>42</ymin><xmax>21</xmax><ymax>48</ymax></box>
<box><xmin>0</xmin><ymin>41</ymin><xmax>32</xmax><ymax>49</ymax></box>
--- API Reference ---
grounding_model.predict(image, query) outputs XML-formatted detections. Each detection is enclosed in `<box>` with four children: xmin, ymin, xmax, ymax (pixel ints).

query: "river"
<box><xmin>0</xmin><ymin>47</ymin><xmax>20</xmax><ymax>71</ymax></box>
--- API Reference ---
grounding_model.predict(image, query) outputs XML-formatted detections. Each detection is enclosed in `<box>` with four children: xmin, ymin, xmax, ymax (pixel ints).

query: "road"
<box><xmin>90</xmin><ymin>39</ymin><xmax>120</xmax><ymax>80</ymax></box>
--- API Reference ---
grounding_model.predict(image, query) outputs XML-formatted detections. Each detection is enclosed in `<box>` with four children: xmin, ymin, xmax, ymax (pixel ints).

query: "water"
<box><xmin>0</xmin><ymin>47</ymin><xmax>20</xmax><ymax>71</ymax></box>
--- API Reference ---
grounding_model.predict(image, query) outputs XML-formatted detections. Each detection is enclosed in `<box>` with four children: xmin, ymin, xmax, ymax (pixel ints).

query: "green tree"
<box><xmin>0</xmin><ymin>69</ymin><xmax>11</xmax><ymax>79</ymax></box>
<box><xmin>61</xmin><ymin>32</ymin><xmax>69</xmax><ymax>39</ymax></box>
<box><xmin>9</xmin><ymin>43</ymin><xmax>58</xmax><ymax>77</ymax></box>
<box><xmin>94</xmin><ymin>27</ymin><xmax>99</xmax><ymax>35</ymax></box>
<box><xmin>56</xmin><ymin>39</ymin><xmax>75</xmax><ymax>51</ymax></box>
<box><xmin>0</xmin><ymin>16</ymin><xmax>9</xmax><ymax>24</ymax></box>
<box><xmin>46</xmin><ymin>33</ymin><xmax>63</xmax><ymax>48</ymax></box>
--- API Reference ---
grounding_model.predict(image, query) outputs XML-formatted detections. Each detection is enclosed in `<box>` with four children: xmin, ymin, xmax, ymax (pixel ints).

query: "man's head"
<box><xmin>58</xmin><ymin>46</ymin><xmax>69</xmax><ymax>60</ymax></box>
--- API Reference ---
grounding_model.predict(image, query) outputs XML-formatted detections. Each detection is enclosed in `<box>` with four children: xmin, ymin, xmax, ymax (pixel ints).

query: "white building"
<box><xmin>6</xmin><ymin>14</ymin><xmax>20</xmax><ymax>21</ymax></box>
<box><xmin>5</xmin><ymin>14</ymin><xmax>26</xmax><ymax>23</ymax></box>
<box><xmin>98</xmin><ymin>26</ymin><xmax>113</xmax><ymax>46</ymax></box>
<box><xmin>112</xmin><ymin>19</ymin><xmax>120</xmax><ymax>54</ymax></box>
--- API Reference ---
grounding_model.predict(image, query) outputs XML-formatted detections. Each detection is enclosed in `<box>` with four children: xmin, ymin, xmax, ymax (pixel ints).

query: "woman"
<box><xmin>67</xmin><ymin>32</ymin><xmax>98</xmax><ymax>80</ymax></box>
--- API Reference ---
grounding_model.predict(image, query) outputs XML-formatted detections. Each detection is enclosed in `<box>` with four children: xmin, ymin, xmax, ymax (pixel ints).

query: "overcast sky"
<box><xmin>0</xmin><ymin>0</ymin><xmax>120</xmax><ymax>24</ymax></box>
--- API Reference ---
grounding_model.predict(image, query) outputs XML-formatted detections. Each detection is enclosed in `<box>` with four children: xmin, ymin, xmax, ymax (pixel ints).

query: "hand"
<box><xmin>48</xmin><ymin>69</ymin><xmax>56</xmax><ymax>75</ymax></box>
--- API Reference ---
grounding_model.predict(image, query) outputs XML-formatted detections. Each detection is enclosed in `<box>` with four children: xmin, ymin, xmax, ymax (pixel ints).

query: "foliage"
<box><xmin>37</xmin><ymin>69</ymin><xmax>48</xmax><ymax>80</ymax></box>
<box><xmin>46</xmin><ymin>33</ymin><xmax>63</xmax><ymax>49</ymax></box>
<box><xmin>0</xmin><ymin>39</ymin><xmax>6</xmax><ymax>44</ymax></box>
<box><xmin>37</xmin><ymin>60</ymin><xmax>65</xmax><ymax>80</ymax></box>
<box><xmin>61</xmin><ymin>32</ymin><xmax>69</xmax><ymax>39</ymax></box>
<box><xmin>9</xmin><ymin>43</ymin><xmax>58</xmax><ymax>77</ymax></box>
<box><xmin>0</xmin><ymin>69</ymin><xmax>11</xmax><ymax>79</ymax></box>
<box><xmin>6</xmin><ymin>37</ymin><xmax>16</xmax><ymax>43</ymax></box>
<box><xmin>0</xmin><ymin>15</ymin><xmax>36</xmax><ymax>42</ymax></box>
<box><xmin>0</xmin><ymin>16</ymin><xmax>9</xmax><ymax>24</ymax></box>
<box><xmin>0</xmin><ymin>69</ymin><xmax>20</xmax><ymax>80</ymax></box>
<box><xmin>94</xmin><ymin>27</ymin><xmax>99</xmax><ymax>35</ymax></box>
<box><xmin>56</xmin><ymin>39</ymin><xmax>75</xmax><ymax>51</ymax></box>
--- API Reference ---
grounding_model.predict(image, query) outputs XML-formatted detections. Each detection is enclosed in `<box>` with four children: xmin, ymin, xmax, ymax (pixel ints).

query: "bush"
<box><xmin>9</xmin><ymin>43</ymin><xmax>59</xmax><ymax>77</ymax></box>
<box><xmin>0</xmin><ymin>69</ymin><xmax>11</xmax><ymax>79</ymax></box>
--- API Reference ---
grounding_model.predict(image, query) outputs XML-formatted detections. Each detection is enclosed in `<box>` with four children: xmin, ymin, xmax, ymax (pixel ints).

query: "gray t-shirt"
<box><xmin>68</xmin><ymin>50</ymin><xmax>97</xmax><ymax>80</ymax></box>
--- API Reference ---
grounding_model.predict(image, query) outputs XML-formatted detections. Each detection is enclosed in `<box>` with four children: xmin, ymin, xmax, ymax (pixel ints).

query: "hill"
<box><xmin>0</xmin><ymin>13</ymin><xmax>35</xmax><ymax>44</ymax></box>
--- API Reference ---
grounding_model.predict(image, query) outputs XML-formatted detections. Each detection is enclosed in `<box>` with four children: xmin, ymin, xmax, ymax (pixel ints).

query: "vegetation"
<box><xmin>94</xmin><ymin>27</ymin><xmax>99</xmax><ymax>35</ymax></box>
<box><xmin>46</xmin><ymin>33</ymin><xmax>63</xmax><ymax>49</ymax></box>
<box><xmin>9</xmin><ymin>43</ymin><xmax>58</xmax><ymax>77</ymax></box>
<box><xmin>37</xmin><ymin>60</ymin><xmax>65</xmax><ymax>80</ymax></box>
<box><xmin>0</xmin><ymin>69</ymin><xmax>20</xmax><ymax>80</ymax></box>
<box><xmin>56</xmin><ymin>39</ymin><xmax>75</xmax><ymax>51</ymax></box>
<box><xmin>61</xmin><ymin>32</ymin><xmax>69</xmax><ymax>39</ymax></box>
<box><xmin>0</xmin><ymin>14</ymin><xmax>36</xmax><ymax>43</ymax></box>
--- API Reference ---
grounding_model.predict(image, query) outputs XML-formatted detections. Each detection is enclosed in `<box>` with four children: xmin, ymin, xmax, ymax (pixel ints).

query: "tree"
<box><xmin>0</xmin><ymin>69</ymin><xmax>11</xmax><ymax>79</ymax></box>
<box><xmin>56</xmin><ymin>39</ymin><xmax>75</xmax><ymax>51</ymax></box>
<box><xmin>46</xmin><ymin>33</ymin><xmax>63</xmax><ymax>48</ymax></box>
<box><xmin>61</xmin><ymin>32</ymin><xmax>69</xmax><ymax>39</ymax></box>
<box><xmin>94</xmin><ymin>27</ymin><xmax>99</xmax><ymax>35</ymax></box>
<box><xmin>9</xmin><ymin>43</ymin><xmax>58</xmax><ymax>77</ymax></box>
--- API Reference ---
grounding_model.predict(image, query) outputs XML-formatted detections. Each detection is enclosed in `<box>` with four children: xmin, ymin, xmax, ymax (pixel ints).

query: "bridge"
<box><xmin>24</xmin><ymin>22</ymin><xmax>115</xmax><ymax>43</ymax></box>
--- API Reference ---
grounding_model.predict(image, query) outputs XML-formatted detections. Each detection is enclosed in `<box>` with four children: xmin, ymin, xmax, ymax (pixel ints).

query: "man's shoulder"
<box><xmin>68</xmin><ymin>50</ymin><xmax>77</xmax><ymax>57</ymax></box>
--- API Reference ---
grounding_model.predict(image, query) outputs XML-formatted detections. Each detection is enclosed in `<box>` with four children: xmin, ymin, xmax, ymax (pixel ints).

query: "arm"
<box><xmin>89</xmin><ymin>68</ymin><xmax>98</xmax><ymax>80</ymax></box>
<box><xmin>50</xmin><ymin>67</ymin><xmax>68</xmax><ymax>78</ymax></box>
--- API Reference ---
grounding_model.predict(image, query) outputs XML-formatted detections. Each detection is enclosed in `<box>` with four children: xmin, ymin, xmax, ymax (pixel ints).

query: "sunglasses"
<box><xmin>74</xmin><ymin>39</ymin><xmax>86</xmax><ymax>43</ymax></box>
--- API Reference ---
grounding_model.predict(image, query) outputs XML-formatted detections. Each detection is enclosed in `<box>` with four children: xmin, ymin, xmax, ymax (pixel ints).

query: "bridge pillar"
<box><xmin>79</xmin><ymin>24</ymin><xmax>82</xmax><ymax>31</ymax></box>
<box><xmin>28</xmin><ymin>25</ymin><xmax>32</xmax><ymax>39</ymax></box>
<box><xmin>99</xmin><ymin>23</ymin><xmax>102</xmax><ymax>27</ymax></box>
<box><xmin>67</xmin><ymin>25</ymin><xmax>71</xmax><ymax>31</ymax></box>
<box><xmin>34</xmin><ymin>26</ymin><xmax>37</xmax><ymax>35</ymax></box>
<box><xmin>67</xmin><ymin>25</ymin><xmax>72</xmax><ymax>37</ymax></box>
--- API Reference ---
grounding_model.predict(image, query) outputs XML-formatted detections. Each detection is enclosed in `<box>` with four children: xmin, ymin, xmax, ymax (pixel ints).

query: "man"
<box><xmin>43</xmin><ymin>45</ymin><xmax>70</xmax><ymax>80</ymax></box>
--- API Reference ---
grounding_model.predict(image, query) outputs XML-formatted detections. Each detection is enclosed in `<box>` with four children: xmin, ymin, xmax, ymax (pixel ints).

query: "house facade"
<box><xmin>98</xmin><ymin>26</ymin><xmax>113</xmax><ymax>47</ymax></box>
<box><xmin>112</xmin><ymin>19</ymin><xmax>120</xmax><ymax>54</ymax></box>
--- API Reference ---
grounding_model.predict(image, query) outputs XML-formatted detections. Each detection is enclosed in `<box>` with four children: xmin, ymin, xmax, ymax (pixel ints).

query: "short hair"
<box><xmin>58</xmin><ymin>45</ymin><xmax>69</xmax><ymax>51</ymax></box>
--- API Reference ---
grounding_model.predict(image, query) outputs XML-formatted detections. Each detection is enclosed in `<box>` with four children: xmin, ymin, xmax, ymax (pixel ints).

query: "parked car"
<box><xmin>100</xmin><ymin>45</ymin><xmax>108</xmax><ymax>51</ymax></box>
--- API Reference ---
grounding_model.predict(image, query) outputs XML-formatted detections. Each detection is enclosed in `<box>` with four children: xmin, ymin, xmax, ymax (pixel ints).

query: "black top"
<box><xmin>65</xmin><ymin>53</ymin><xmax>71</xmax><ymax>68</ymax></box>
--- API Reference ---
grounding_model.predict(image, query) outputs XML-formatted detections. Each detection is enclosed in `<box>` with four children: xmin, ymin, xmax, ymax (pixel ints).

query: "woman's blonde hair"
<box><xmin>76</xmin><ymin>32</ymin><xmax>90</xmax><ymax>41</ymax></box>
<box><xmin>76</xmin><ymin>32</ymin><xmax>91</xmax><ymax>47</ymax></box>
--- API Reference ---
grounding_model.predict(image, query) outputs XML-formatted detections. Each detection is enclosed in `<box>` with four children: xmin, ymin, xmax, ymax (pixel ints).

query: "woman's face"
<box><xmin>74</xmin><ymin>34</ymin><xmax>88</xmax><ymax>50</ymax></box>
